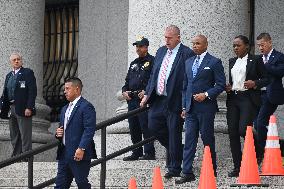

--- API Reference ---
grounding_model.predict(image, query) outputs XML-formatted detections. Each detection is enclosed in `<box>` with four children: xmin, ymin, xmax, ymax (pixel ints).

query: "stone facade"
<box><xmin>0</xmin><ymin>0</ymin><xmax>54</xmax><ymax>161</ymax></box>
<box><xmin>0</xmin><ymin>0</ymin><xmax>283</xmax><ymax>161</ymax></box>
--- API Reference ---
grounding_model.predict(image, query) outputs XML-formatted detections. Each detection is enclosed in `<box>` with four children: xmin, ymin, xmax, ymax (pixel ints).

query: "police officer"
<box><xmin>122</xmin><ymin>36</ymin><xmax>155</xmax><ymax>161</ymax></box>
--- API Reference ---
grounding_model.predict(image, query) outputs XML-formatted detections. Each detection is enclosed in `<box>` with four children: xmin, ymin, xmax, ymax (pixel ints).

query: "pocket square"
<box><xmin>204</xmin><ymin>67</ymin><xmax>210</xmax><ymax>69</ymax></box>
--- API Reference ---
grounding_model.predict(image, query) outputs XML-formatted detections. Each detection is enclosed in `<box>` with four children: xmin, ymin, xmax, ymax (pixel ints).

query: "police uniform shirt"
<box><xmin>122</xmin><ymin>53</ymin><xmax>154</xmax><ymax>93</ymax></box>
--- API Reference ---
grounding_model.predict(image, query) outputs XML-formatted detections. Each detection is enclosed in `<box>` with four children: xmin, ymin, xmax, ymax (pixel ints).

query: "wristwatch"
<box><xmin>79</xmin><ymin>148</ymin><xmax>85</xmax><ymax>151</ymax></box>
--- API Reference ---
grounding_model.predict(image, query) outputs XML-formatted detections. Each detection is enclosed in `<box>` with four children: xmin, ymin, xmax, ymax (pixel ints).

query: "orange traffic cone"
<box><xmin>152</xmin><ymin>167</ymin><xmax>164</xmax><ymax>189</ymax></box>
<box><xmin>231</xmin><ymin>126</ymin><xmax>268</xmax><ymax>187</ymax></box>
<box><xmin>198</xmin><ymin>146</ymin><xmax>217</xmax><ymax>189</ymax></box>
<box><xmin>128</xmin><ymin>177</ymin><xmax>137</xmax><ymax>189</ymax></box>
<box><xmin>260</xmin><ymin>115</ymin><xmax>284</xmax><ymax>176</ymax></box>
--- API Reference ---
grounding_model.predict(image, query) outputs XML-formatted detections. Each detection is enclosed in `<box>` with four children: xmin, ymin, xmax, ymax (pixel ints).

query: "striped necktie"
<box><xmin>157</xmin><ymin>49</ymin><xmax>172</xmax><ymax>95</ymax></box>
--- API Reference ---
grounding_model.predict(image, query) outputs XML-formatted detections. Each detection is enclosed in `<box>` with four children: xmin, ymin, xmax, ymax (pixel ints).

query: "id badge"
<box><xmin>19</xmin><ymin>81</ymin><xmax>26</xmax><ymax>88</ymax></box>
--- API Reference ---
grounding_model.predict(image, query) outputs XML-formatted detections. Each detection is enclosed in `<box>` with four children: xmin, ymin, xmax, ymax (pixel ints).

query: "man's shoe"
<box><xmin>175</xmin><ymin>173</ymin><xmax>196</xmax><ymax>184</ymax></box>
<box><xmin>228</xmin><ymin>168</ymin><xmax>240</xmax><ymax>177</ymax></box>
<box><xmin>123</xmin><ymin>154</ymin><xmax>139</xmax><ymax>161</ymax></box>
<box><xmin>138</xmin><ymin>154</ymin><xmax>156</xmax><ymax>160</ymax></box>
<box><xmin>164</xmin><ymin>172</ymin><xmax>180</xmax><ymax>179</ymax></box>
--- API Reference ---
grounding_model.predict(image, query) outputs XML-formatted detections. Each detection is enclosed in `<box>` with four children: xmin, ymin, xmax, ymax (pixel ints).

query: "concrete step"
<box><xmin>0</xmin><ymin>133</ymin><xmax>284</xmax><ymax>188</ymax></box>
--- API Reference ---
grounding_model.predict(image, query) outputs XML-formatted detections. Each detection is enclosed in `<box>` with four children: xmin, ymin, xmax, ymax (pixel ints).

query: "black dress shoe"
<box><xmin>175</xmin><ymin>173</ymin><xmax>196</xmax><ymax>184</ymax></box>
<box><xmin>228</xmin><ymin>168</ymin><xmax>240</xmax><ymax>177</ymax></box>
<box><xmin>138</xmin><ymin>154</ymin><xmax>156</xmax><ymax>160</ymax></box>
<box><xmin>164</xmin><ymin>172</ymin><xmax>180</xmax><ymax>179</ymax></box>
<box><xmin>123</xmin><ymin>154</ymin><xmax>140</xmax><ymax>161</ymax></box>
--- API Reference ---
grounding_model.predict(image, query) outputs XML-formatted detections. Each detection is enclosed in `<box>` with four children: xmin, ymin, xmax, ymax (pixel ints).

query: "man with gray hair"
<box><xmin>0</xmin><ymin>52</ymin><xmax>37</xmax><ymax>158</ymax></box>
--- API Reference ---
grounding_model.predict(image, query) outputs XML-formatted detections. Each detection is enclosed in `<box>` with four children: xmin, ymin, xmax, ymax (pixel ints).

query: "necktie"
<box><xmin>264</xmin><ymin>54</ymin><xmax>268</xmax><ymax>64</ymax></box>
<box><xmin>157</xmin><ymin>50</ymin><xmax>172</xmax><ymax>95</ymax></box>
<box><xmin>192</xmin><ymin>55</ymin><xmax>200</xmax><ymax>77</ymax></box>
<box><xmin>63</xmin><ymin>102</ymin><xmax>73</xmax><ymax>145</ymax></box>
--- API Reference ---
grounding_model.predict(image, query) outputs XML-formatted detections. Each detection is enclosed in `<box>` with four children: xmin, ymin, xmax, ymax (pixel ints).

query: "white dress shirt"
<box><xmin>231</xmin><ymin>54</ymin><xmax>248</xmax><ymax>91</ymax></box>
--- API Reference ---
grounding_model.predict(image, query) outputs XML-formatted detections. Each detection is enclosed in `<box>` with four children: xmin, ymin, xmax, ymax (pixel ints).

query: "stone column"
<box><xmin>128</xmin><ymin>0</ymin><xmax>250</xmax><ymax>132</ymax></box>
<box><xmin>255</xmin><ymin>0</ymin><xmax>284</xmax><ymax>137</ymax></box>
<box><xmin>78</xmin><ymin>0</ymin><xmax>129</xmax><ymax>123</ymax></box>
<box><xmin>0</xmin><ymin>0</ymin><xmax>54</xmax><ymax>161</ymax></box>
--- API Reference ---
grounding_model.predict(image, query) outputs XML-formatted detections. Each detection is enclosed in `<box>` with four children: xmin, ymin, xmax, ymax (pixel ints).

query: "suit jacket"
<box><xmin>227</xmin><ymin>54</ymin><xmax>269</xmax><ymax>108</ymax></box>
<box><xmin>145</xmin><ymin>44</ymin><xmax>195</xmax><ymax>112</ymax></box>
<box><xmin>0</xmin><ymin>67</ymin><xmax>37</xmax><ymax>119</ymax></box>
<box><xmin>56</xmin><ymin>97</ymin><xmax>97</xmax><ymax>160</ymax></box>
<box><xmin>182</xmin><ymin>53</ymin><xmax>226</xmax><ymax>113</ymax></box>
<box><xmin>264</xmin><ymin>49</ymin><xmax>284</xmax><ymax>105</ymax></box>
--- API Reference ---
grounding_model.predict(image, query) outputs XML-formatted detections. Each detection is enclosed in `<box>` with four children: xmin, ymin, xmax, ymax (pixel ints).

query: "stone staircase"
<box><xmin>1</xmin><ymin>133</ymin><xmax>284</xmax><ymax>188</ymax></box>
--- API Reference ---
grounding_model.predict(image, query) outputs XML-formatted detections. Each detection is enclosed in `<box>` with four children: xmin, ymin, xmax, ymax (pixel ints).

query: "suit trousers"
<box><xmin>182</xmin><ymin>110</ymin><xmax>217</xmax><ymax>175</ymax></box>
<box><xmin>9</xmin><ymin>104</ymin><xmax>32</xmax><ymax>156</ymax></box>
<box><xmin>227</xmin><ymin>93</ymin><xmax>259</xmax><ymax>169</ymax></box>
<box><xmin>127</xmin><ymin>98</ymin><xmax>155</xmax><ymax>157</ymax></box>
<box><xmin>256</xmin><ymin>92</ymin><xmax>278</xmax><ymax>158</ymax></box>
<box><xmin>148</xmin><ymin>96</ymin><xmax>183</xmax><ymax>174</ymax></box>
<box><xmin>55</xmin><ymin>148</ymin><xmax>91</xmax><ymax>189</ymax></box>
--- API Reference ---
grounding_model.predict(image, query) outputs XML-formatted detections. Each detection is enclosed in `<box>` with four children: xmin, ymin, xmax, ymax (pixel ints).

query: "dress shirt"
<box><xmin>156</xmin><ymin>43</ymin><xmax>181</xmax><ymax>96</ymax></box>
<box><xmin>195</xmin><ymin>51</ymin><xmax>207</xmax><ymax>67</ymax></box>
<box><xmin>63</xmin><ymin>95</ymin><xmax>81</xmax><ymax>145</ymax></box>
<box><xmin>13</xmin><ymin>67</ymin><xmax>21</xmax><ymax>75</ymax></box>
<box><xmin>262</xmin><ymin>48</ymin><xmax>273</xmax><ymax>63</ymax></box>
<box><xmin>231</xmin><ymin>54</ymin><xmax>248</xmax><ymax>91</ymax></box>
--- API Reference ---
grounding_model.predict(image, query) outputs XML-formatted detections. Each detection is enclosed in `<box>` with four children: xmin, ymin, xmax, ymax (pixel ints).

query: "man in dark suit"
<box><xmin>55</xmin><ymin>77</ymin><xmax>96</xmax><ymax>189</ymax></box>
<box><xmin>140</xmin><ymin>25</ymin><xmax>195</xmax><ymax>178</ymax></box>
<box><xmin>0</xmin><ymin>52</ymin><xmax>37</xmax><ymax>157</ymax></box>
<box><xmin>256</xmin><ymin>33</ymin><xmax>284</xmax><ymax>162</ymax></box>
<box><xmin>176</xmin><ymin>35</ymin><xmax>225</xmax><ymax>184</ymax></box>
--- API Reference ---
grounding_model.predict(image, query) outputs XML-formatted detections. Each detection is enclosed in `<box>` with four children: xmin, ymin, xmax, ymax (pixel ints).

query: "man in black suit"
<box><xmin>140</xmin><ymin>25</ymin><xmax>195</xmax><ymax>178</ymax></box>
<box><xmin>256</xmin><ymin>33</ymin><xmax>284</xmax><ymax>162</ymax></box>
<box><xmin>0</xmin><ymin>52</ymin><xmax>37</xmax><ymax>157</ymax></box>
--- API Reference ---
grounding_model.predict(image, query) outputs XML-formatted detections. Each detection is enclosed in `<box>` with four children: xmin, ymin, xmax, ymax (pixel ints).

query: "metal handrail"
<box><xmin>0</xmin><ymin>105</ymin><xmax>153</xmax><ymax>189</ymax></box>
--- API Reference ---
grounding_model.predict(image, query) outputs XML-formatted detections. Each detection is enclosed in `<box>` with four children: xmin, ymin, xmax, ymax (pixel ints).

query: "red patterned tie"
<box><xmin>157</xmin><ymin>50</ymin><xmax>172</xmax><ymax>95</ymax></box>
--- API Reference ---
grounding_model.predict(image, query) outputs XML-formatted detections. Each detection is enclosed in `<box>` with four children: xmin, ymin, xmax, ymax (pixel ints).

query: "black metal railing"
<box><xmin>0</xmin><ymin>106</ymin><xmax>156</xmax><ymax>189</ymax></box>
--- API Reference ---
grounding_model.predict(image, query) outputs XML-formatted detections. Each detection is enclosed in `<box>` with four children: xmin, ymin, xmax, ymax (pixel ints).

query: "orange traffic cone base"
<box><xmin>260</xmin><ymin>115</ymin><xmax>284</xmax><ymax>176</ymax></box>
<box><xmin>230</xmin><ymin>183</ymin><xmax>269</xmax><ymax>187</ymax></box>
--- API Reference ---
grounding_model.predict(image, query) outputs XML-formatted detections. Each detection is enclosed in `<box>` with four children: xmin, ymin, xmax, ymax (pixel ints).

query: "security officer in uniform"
<box><xmin>122</xmin><ymin>36</ymin><xmax>155</xmax><ymax>161</ymax></box>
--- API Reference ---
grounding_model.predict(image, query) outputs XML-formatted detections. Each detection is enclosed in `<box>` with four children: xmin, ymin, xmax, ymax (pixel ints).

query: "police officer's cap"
<box><xmin>133</xmin><ymin>36</ymin><xmax>149</xmax><ymax>46</ymax></box>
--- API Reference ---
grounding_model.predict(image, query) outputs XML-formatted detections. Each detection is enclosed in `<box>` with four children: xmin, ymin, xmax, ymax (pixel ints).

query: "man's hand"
<box><xmin>244</xmin><ymin>80</ymin><xmax>256</xmax><ymax>89</ymax></box>
<box><xmin>193</xmin><ymin>93</ymin><xmax>206</xmax><ymax>102</ymax></box>
<box><xmin>74</xmin><ymin>148</ymin><xmax>85</xmax><ymax>161</ymax></box>
<box><xmin>122</xmin><ymin>91</ymin><xmax>132</xmax><ymax>101</ymax></box>
<box><xmin>181</xmin><ymin>110</ymin><xmax>186</xmax><ymax>119</ymax></box>
<box><xmin>138</xmin><ymin>90</ymin><xmax>145</xmax><ymax>99</ymax></box>
<box><xmin>140</xmin><ymin>95</ymin><xmax>148</xmax><ymax>107</ymax></box>
<box><xmin>24</xmin><ymin>109</ymin><xmax>32</xmax><ymax>117</ymax></box>
<box><xmin>56</xmin><ymin>126</ymin><xmax>64</xmax><ymax>138</ymax></box>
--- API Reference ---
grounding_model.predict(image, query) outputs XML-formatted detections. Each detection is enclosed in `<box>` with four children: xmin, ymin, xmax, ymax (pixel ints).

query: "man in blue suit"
<box><xmin>140</xmin><ymin>25</ymin><xmax>195</xmax><ymax>178</ymax></box>
<box><xmin>176</xmin><ymin>35</ymin><xmax>225</xmax><ymax>184</ymax></box>
<box><xmin>256</xmin><ymin>33</ymin><xmax>284</xmax><ymax>162</ymax></box>
<box><xmin>55</xmin><ymin>77</ymin><xmax>96</xmax><ymax>189</ymax></box>
<box><xmin>0</xmin><ymin>52</ymin><xmax>37</xmax><ymax>158</ymax></box>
